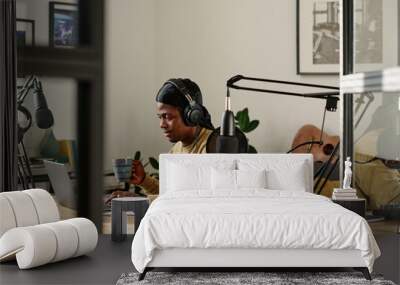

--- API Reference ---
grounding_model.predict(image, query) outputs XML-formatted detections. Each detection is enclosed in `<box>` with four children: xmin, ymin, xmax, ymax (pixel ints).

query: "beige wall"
<box><xmin>17</xmin><ymin>0</ymin><xmax>341</xmax><ymax>166</ymax></box>
<box><xmin>104</xmin><ymin>0</ymin><xmax>340</xmax><ymax>168</ymax></box>
<box><xmin>104</xmin><ymin>0</ymin><xmax>158</xmax><ymax>167</ymax></box>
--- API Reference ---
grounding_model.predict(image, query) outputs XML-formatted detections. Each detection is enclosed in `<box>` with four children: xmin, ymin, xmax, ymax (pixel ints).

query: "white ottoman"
<box><xmin>0</xmin><ymin>189</ymin><xmax>98</xmax><ymax>269</ymax></box>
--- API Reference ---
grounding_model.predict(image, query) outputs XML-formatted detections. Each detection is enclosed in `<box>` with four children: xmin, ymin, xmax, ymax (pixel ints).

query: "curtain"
<box><xmin>0</xmin><ymin>0</ymin><xmax>17</xmax><ymax>192</ymax></box>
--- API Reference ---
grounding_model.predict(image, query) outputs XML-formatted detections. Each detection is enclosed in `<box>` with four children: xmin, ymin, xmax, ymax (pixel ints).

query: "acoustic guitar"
<box><xmin>291</xmin><ymin>124</ymin><xmax>339</xmax><ymax>163</ymax></box>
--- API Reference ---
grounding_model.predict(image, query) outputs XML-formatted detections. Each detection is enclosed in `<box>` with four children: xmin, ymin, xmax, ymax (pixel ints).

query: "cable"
<box><xmin>319</xmin><ymin>107</ymin><xmax>327</xmax><ymax>142</ymax></box>
<box><xmin>355</xmin><ymin>157</ymin><xmax>379</xmax><ymax>164</ymax></box>
<box><xmin>288</xmin><ymin>98</ymin><xmax>330</xmax><ymax>155</ymax></box>
<box><xmin>286</xmin><ymin>141</ymin><xmax>322</xmax><ymax>154</ymax></box>
<box><xmin>315</xmin><ymin>142</ymin><xmax>340</xmax><ymax>194</ymax></box>
<box><xmin>317</xmin><ymin>156</ymin><xmax>339</xmax><ymax>194</ymax></box>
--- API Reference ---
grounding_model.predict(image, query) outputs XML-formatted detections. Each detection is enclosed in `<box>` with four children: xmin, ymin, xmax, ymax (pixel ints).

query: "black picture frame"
<box><xmin>296</xmin><ymin>0</ymin><xmax>340</xmax><ymax>75</ymax></box>
<box><xmin>16</xmin><ymin>19</ymin><xmax>35</xmax><ymax>47</ymax></box>
<box><xmin>49</xmin><ymin>2</ymin><xmax>79</xmax><ymax>48</ymax></box>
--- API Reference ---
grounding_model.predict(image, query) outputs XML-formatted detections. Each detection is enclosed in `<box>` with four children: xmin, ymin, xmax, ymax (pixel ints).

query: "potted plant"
<box><xmin>234</xmin><ymin>107</ymin><xmax>259</xmax><ymax>153</ymax></box>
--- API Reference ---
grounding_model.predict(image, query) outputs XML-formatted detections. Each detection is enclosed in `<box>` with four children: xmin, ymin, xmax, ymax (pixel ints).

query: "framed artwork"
<box><xmin>297</xmin><ymin>0</ymin><xmax>340</xmax><ymax>75</ymax></box>
<box><xmin>49</xmin><ymin>2</ymin><xmax>79</xmax><ymax>48</ymax></box>
<box><xmin>297</xmin><ymin>0</ymin><xmax>398</xmax><ymax>75</ymax></box>
<box><xmin>353</xmin><ymin>0</ymin><xmax>398</xmax><ymax>72</ymax></box>
<box><xmin>16</xmin><ymin>19</ymin><xmax>35</xmax><ymax>47</ymax></box>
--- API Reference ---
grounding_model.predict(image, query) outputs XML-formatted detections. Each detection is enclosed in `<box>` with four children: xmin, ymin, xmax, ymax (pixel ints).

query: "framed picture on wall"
<box><xmin>297</xmin><ymin>0</ymin><xmax>340</xmax><ymax>75</ymax></box>
<box><xmin>49</xmin><ymin>2</ymin><xmax>79</xmax><ymax>48</ymax></box>
<box><xmin>16</xmin><ymin>19</ymin><xmax>35</xmax><ymax>47</ymax></box>
<box><xmin>353</xmin><ymin>0</ymin><xmax>398</xmax><ymax>72</ymax></box>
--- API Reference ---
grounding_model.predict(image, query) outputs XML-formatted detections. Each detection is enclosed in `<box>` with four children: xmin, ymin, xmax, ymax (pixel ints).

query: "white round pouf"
<box><xmin>64</xmin><ymin>218</ymin><xmax>98</xmax><ymax>257</ymax></box>
<box><xmin>0</xmin><ymin>190</ymin><xmax>98</xmax><ymax>269</ymax></box>
<box><xmin>42</xmin><ymin>221</ymin><xmax>79</xmax><ymax>262</ymax></box>
<box><xmin>23</xmin><ymin>189</ymin><xmax>60</xmax><ymax>223</ymax></box>
<box><xmin>0</xmin><ymin>226</ymin><xmax>57</xmax><ymax>269</ymax></box>
<box><xmin>0</xmin><ymin>192</ymin><xmax>39</xmax><ymax>227</ymax></box>
<box><xmin>0</xmin><ymin>196</ymin><xmax>17</xmax><ymax>237</ymax></box>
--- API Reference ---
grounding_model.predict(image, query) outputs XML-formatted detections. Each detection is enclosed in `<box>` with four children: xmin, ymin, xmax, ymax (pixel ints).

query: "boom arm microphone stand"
<box><xmin>221</xmin><ymin>75</ymin><xmax>340</xmax><ymax>193</ymax></box>
<box><xmin>17</xmin><ymin>76</ymin><xmax>54</xmax><ymax>189</ymax></box>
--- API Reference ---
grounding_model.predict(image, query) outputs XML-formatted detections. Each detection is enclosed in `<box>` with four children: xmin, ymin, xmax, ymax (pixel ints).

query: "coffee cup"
<box><xmin>112</xmin><ymin>158</ymin><xmax>133</xmax><ymax>183</ymax></box>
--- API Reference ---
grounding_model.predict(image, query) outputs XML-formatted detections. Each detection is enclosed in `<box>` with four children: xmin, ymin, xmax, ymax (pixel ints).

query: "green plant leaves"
<box><xmin>248</xmin><ymin>144</ymin><xmax>257</xmax><ymax>153</ymax></box>
<box><xmin>233</xmin><ymin>108</ymin><xmax>259</xmax><ymax>152</ymax></box>
<box><xmin>236</xmin><ymin>108</ymin><xmax>249</xmax><ymax>130</ymax></box>
<box><xmin>242</xmin><ymin>120</ymin><xmax>259</xmax><ymax>133</ymax></box>
<box><xmin>149</xmin><ymin>157</ymin><xmax>159</xmax><ymax>170</ymax></box>
<box><xmin>234</xmin><ymin>108</ymin><xmax>259</xmax><ymax>133</ymax></box>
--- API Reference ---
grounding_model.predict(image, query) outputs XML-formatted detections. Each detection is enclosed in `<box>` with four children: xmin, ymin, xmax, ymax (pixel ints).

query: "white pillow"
<box><xmin>238</xmin><ymin>159</ymin><xmax>309</xmax><ymax>192</ymax></box>
<box><xmin>211</xmin><ymin>169</ymin><xmax>267</xmax><ymax>190</ymax></box>
<box><xmin>167</xmin><ymin>159</ymin><xmax>236</xmax><ymax>192</ymax></box>
<box><xmin>266</xmin><ymin>161</ymin><xmax>308</xmax><ymax>191</ymax></box>
<box><xmin>211</xmin><ymin>168</ymin><xmax>236</xmax><ymax>190</ymax></box>
<box><xmin>167</xmin><ymin>163</ymin><xmax>210</xmax><ymax>191</ymax></box>
<box><xmin>236</xmin><ymin>169</ymin><xmax>267</xmax><ymax>188</ymax></box>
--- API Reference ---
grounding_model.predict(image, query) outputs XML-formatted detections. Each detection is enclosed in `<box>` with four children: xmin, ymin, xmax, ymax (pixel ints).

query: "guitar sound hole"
<box><xmin>323</xmin><ymin>144</ymin><xmax>334</xmax><ymax>155</ymax></box>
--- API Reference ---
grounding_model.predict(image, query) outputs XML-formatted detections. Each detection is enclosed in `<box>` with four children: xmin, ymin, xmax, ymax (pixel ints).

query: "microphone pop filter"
<box><xmin>33</xmin><ymin>83</ymin><xmax>54</xmax><ymax>129</ymax></box>
<box><xmin>216</xmin><ymin>135</ymin><xmax>239</xmax><ymax>153</ymax></box>
<box><xmin>35</xmin><ymin>109</ymin><xmax>54</xmax><ymax>129</ymax></box>
<box><xmin>206</xmin><ymin>127</ymin><xmax>248</xmax><ymax>153</ymax></box>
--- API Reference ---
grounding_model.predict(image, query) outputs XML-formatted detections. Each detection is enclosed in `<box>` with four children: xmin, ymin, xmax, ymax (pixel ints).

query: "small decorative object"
<box><xmin>343</xmin><ymin>157</ymin><xmax>352</xmax><ymax>189</ymax></box>
<box><xmin>16</xmin><ymin>19</ymin><xmax>35</xmax><ymax>47</ymax></box>
<box><xmin>49</xmin><ymin>2</ymin><xmax>79</xmax><ymax>48</ymax></box>
<box><xmin>343</xmin><ymin>157</ymin><xmax>353</xmax><ymax>189</ymax></box>
<box><xmin>332</xmin><ymin>157</ymin><xmax>358</xmax><ymax>200</ymax></box>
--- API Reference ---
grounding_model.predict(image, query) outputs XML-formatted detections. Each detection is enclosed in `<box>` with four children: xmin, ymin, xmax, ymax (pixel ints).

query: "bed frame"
<box><xmin>140</xmin><ymin>248</ymin><xmax>370</xmax><ymax>280</ymax></box>
<box><xmin>138</xmin><ymin>154</ymin><xmax>371</xmax><ymax>281</ymax></box>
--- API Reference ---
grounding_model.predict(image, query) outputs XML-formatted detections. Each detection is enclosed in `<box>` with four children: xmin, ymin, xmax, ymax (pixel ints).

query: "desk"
<box><xmin>29</xmin><ymin>161</ymin><xmax>117</xmax><ymax>192</ymax></box>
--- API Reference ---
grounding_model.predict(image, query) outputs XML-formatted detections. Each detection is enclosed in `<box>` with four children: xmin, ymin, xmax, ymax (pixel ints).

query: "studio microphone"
<box><xmin>215</xmin><ymin>88</ymin><xmax>239</xmax><ymax>153</ymax></box>
<box><xmin>33</xmin><ymin>80</ymin><xmax>54</xmax><ymax>129</ymax></box>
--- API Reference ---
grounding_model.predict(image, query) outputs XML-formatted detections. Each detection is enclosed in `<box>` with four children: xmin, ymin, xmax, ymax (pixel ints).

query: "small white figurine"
<box><xmin>343</xmin><ymin>157</ymin><xmax>352</xmax><ymax>189</ymax></box>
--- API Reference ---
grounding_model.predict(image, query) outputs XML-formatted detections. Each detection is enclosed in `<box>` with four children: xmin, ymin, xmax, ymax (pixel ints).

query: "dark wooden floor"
<box><xmin>1</xmin><ymin>233</ymin><xmax>399</xmax><ymax>285</ymax></box>
<box><xmin>0</xmin><ymin>235</ymin><xmax>134</xmax><ymax>285</ymax></box>
<box><xmin>373</xmin><ymin>231</ymin><xmax>400</xmax><ymax>284</ymax></box>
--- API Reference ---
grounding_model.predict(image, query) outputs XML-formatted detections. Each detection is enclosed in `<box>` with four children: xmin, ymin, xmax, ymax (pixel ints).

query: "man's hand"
<box><xmin>131</xmin><ymin>160</ymin><xmax>145</xmax><ymax>185</ymax></box>
<box><xmin>105</xmin><ymin>190</ymin><xmax>135</xmax><ymax>204</ymax></box>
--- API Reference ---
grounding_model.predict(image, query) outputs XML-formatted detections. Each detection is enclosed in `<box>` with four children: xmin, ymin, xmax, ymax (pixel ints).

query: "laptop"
<box><xmin>44</xmin><ymin>160</ymin><xmax>112</xmax><ymax>211</ymax></box>
<box><xmin>44</xmin><ymin>160</ymin><xmax>77</xmax><ymax>209</ymax></box>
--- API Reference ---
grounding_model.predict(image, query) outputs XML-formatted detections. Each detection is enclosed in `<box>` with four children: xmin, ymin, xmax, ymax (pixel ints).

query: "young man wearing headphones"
<box><xmin>108</xmin><ymin>78</ymin><xmax>214</xmax><ymax>199</ymax></box>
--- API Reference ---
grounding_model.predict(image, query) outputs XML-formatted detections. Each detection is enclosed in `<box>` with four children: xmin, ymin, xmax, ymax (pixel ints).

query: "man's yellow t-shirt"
<box><xmin>139</xmin><ymin>127</ymin><xmax>212</xmax><ymax>195</ymax></box>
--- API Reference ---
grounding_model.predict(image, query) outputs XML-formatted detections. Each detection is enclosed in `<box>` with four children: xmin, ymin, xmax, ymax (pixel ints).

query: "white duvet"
<box><xmin>131</xmin><ymin>190</ymin><xmax>380</xmax><ymax>273</ymax></box>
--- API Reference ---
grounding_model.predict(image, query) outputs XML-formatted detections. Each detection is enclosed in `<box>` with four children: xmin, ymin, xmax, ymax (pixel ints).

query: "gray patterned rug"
<box><xmin>116</xmin><ymin>271</ymin><xmax>395</xmax><ymax>285</ymax></box>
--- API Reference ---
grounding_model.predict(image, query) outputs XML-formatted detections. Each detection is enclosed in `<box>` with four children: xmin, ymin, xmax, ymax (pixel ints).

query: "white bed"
<box><xmin>131</xmin><ymin>154</ymin><xmax>380</xmax><ymax>280</ymax></box>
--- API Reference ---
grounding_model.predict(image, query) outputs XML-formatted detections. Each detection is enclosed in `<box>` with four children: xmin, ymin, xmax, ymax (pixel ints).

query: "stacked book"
<box><xmin>332</xmin><ymin>188</ymin><xmax>358</xmax><ymax>200</ymax></box>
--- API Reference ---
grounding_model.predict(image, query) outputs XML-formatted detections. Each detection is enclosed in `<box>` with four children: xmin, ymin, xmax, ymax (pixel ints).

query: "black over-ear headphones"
<box><xmin>165</xmin><ymin>79</ymin><xmax>206</xmax><ymax>127</ymax></box>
